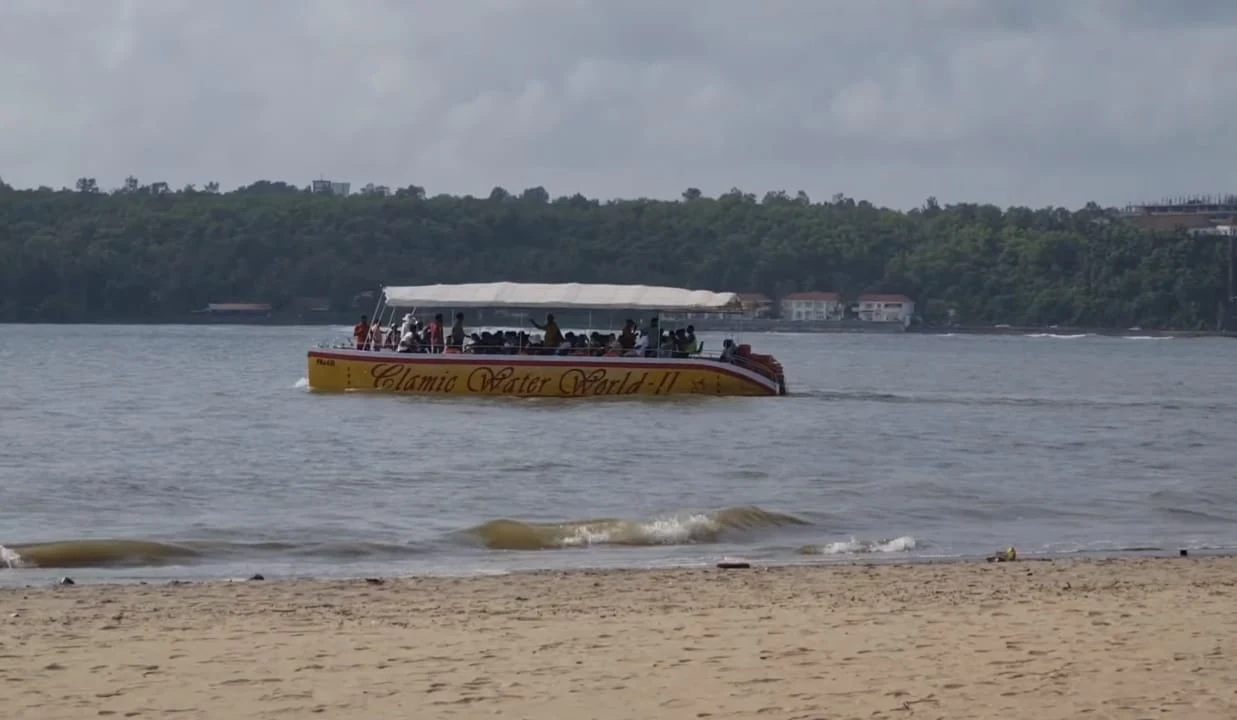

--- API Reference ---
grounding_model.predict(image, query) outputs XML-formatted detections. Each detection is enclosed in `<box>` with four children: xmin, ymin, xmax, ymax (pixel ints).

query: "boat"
<box><xmin>306</xmin><ymin>282</ymin><xmax>788</xmax><ymax>398</ymax></box>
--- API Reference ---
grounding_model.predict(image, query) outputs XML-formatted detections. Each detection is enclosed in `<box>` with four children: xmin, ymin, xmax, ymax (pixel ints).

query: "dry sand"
<box><xmin>2</xmin><ymin>556</ymin><xmax>1237</xmax><ymax>719</ymax></box>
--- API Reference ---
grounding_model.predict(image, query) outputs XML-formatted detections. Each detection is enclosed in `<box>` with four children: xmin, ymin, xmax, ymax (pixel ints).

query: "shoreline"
<box><xmin>0</xmin><ymin>548</ymin><xmax>1210</xmax><ymax>591</ymax></box>
<box><xmin>4</xmin><ymin>554</ymin><xmax>1237</xmax><ymax>718</ymax></box>
<box><xmin>1</xmin><ymin>545</ymin><xmax>1222</xmax><ymax>589</ymax></box>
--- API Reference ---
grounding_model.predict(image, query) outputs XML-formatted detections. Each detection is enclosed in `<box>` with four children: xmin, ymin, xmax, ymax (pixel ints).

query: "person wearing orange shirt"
<box><xmin>353</xmin><ymin>315</ymin><xmax>370</xmax><ymax>350</ymax></box>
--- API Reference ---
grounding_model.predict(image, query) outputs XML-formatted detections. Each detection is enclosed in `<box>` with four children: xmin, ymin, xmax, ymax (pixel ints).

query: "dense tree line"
<box><xmin>0</xmin><ymin>176</ymin><xmax>1229</xmax><ymax>328</ymax></box>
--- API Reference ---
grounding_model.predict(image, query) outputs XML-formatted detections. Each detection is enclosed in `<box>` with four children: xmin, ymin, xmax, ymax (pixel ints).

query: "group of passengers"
<box><xmin>352</xmin><ymin>313</ymin><xmax>709</xmax><ymax>359</ymax></box>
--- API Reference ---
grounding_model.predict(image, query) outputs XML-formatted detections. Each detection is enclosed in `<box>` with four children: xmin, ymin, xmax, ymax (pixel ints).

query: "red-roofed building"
<box><xmin>781</xmin><ymin>291</ymin><xmax>843</xmax><ymax>321</ymax></box>
<box><xmin>856</xmin><ymin>294</ymin><xmax>914</xmax><ymax>325</ymax></box>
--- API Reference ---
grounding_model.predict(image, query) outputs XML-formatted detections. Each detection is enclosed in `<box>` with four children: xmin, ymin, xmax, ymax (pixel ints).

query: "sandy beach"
<box><xmin>2</xmin><ymin>557</ymin><xmax>1236</xmax><ymax>719</ymax></box>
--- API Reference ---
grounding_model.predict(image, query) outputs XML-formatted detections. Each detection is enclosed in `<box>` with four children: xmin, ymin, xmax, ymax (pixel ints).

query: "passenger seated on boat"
<box><xmin>354</xmin><ymin>315</ymin><xmax>370</xmax><ymax>350</ymax></box>
<box><xmin>668</xmin><ymin>328</ymin><xmax>690</xmax><ymax>358</ymax></box>
<box><xmin>469</xmin><ymin>331</ymin><xmax>504</xmax><ymax>355</ymax></box>
<box><xmin>397</xmin><ymin>324</ymin><xmax>423</xmax><ymax>353</ymax></box>
<box><xmin>447</xmin><ymin>312</ymin><xmax>466</xmax><ymax>352</ymax></box>
<box><xmin>398</xmin><ymin>313</ymin><xmax>415</xmax><ymax>341</ymax></box>
<box><xmin>658</xmin><ymin>329</ymin><xmax>678</xmax><ymax>357</ymax></box>
<box><xmin>619</xmin><ymin>320</ymin><xmax>637</xmax><ymax>350</ymax></box>
<box><xmin>684</xmin><ymin>326</ymin><xmax>701</xmax><ymax>355</ymax></box>
<box><xmin>587</xmin><ymin>332</ymin><xmax>614</xmax><ymax>356</ymax></box>
<box><xmin>719</xmin><ymin>338</ymin><xmax>737</xmax><ymax>363</ymax></box>
<box><xmin>383</xmin><ymin>323</ymin><xmax>400</xmax><ymax>350</ymax></box>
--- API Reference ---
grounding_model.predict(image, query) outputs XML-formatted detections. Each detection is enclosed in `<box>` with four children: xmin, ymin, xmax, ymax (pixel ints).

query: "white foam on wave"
<box><xmin>561</xmin><ymin>514</ymin><xmax>724</xmax><ymax>547</ymax></box>
<box><xmin>801</xmin><ymin>536</ymin><xmax>917</xmax><ymax>555</ymax></box>
<box><xmin>1025</xmin><ymin>333</ymin><xmax>1090</xmax><ymax>339</ymax></box>
<box><xmin>293</xmin><ymin>377</ymin><xmax>309</xmax><ymax>389</ymax></box>
<box><xmin>0</xmin><ymin>545</ymin><xmax>26</xmax><ymax>569</ymax></box>
<box><xmin>1121</xmin><ymin>335</ymin><xmax>1172</xmax><ymax>341</ymax></box>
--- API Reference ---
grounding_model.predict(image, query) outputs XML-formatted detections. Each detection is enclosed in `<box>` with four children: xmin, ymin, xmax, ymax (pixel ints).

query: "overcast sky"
<box><xmin>2</xmin><ymin>0</ymin><xmax>1235</xmax><ymax>209</ymax></box>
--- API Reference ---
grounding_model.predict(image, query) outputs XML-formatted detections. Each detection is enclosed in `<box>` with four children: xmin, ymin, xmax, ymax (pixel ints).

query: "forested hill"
<box><xmin>0</xmin><ymin>178</ymin><xmax>1228</xmax><ymax>328</ymax></box>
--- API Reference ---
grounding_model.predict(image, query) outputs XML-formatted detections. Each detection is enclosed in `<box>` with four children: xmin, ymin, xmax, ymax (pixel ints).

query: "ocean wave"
<box><xmin>797</xmin><ymin>536</ymin><xmax>917</xmax><ymax>555</ymax></box>
<box><xmin>463</xmin><ymin>506</ymin><xmax>808</xmax><ymax>551</ymax></box>
<box><xmin>0</xmin><ymin>508</ymin><xmax>806</xmax><ymax>568</ymax></box>
<box><xmin>0</xmin><ymin>539</ymin><xmax>200</xmax><ymax>569</ymax></box>
<box><xmin>0</xmin><ymin>538</ymin><xmax>428</xmax><ymax>570</ymax></box>
<box><xmin>1024</xmin><ymin>333</ymin><xmax>1091</xmax><ymax>339</ymax></box>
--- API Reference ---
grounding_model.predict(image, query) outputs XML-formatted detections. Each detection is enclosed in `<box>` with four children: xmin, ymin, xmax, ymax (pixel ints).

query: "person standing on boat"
<box><xmin>529</xmin><ymin>313</ymin><xmax>562</xmax><ymax>351</ymax></box>
<box><xmin>428</xmin><ymin>313</ymin><xmax>445</xmax><ymax>353</ymax></box>
<box><xmin>448</xmin><ymin>312</ymin><xmax>466</xmax><ymax>353</ymax></box>
<box><xmin>644</xmin><ymin>317</ymin><xmax>660</xmax><ymax>357</ymax></box>
<box><xmin>353</xmin><ymin>315</ymin><xmax>370</xmax><ymax>350</ymax></box>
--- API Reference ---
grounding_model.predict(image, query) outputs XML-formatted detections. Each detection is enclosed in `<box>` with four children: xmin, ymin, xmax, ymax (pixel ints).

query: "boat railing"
<box><xmin>323</xmin><ymin>342</ymin><xmax>723</xmax><ymax>359</ymax></box>
<box><xmin>318</xmin><ymin>341</ymin><xmax>783</xmax><ymax>382</ymax></box>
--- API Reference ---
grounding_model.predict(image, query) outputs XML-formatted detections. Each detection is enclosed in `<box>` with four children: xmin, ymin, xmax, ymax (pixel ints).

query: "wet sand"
<box><xmin>2</xmin><ymin>556</ymin><xmax>1236</xmax><ymax>719</ymax></box>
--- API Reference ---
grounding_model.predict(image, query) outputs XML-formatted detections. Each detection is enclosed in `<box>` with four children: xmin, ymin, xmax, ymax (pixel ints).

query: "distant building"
<box><xmin>1188</xmin><ymin>225</ymin><xmax>1237</xmax><ymax>237</ymax></box>
<box><xmin>781</xmin><ymin>292</ymin><xmax>843</xmax><ymax>321</ymax></box>
<box><xmin>311</xmin><ymin>179</ymin><xmax>352</xmax><ymax>197</ymax></box>
<box><xmin>855</xmin><ymin>294</ymin><xmax>914</xmax><ymax>325</ymax></box>
<box><xmin>1122</xmin><ymin>195</ymin><xmax>1237</xmax><ymax>231</ymax></box>
<box><xmin>737</xmin><ymin>293</ymin><xmax>773</xmax><ymax>318</ymax></box>
<box><xmin>664</xmin><ymin>292</ymin><xmax>772</xmax><ymax>321</ymax></box>
<box><xmin>360</xmin><ymin>184</ymin><xmax>391</xmax><ymax>197</ymax></box>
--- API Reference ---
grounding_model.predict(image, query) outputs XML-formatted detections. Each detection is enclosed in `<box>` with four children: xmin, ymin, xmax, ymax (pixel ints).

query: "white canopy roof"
<box><xmin>382</xmin><ymin>282</ymin><xmax>742</xmax><ymax>312</ymax></box>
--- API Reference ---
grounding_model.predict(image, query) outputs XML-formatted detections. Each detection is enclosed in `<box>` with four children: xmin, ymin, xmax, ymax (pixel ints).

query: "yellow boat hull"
<box><xmin>307</xmin><ymin>349</ymin><xmax>783</xmax><ymax>398</ymax></box>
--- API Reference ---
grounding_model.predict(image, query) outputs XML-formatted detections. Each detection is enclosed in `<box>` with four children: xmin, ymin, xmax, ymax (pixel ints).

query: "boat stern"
<box><xmin>737</xmin><ymin>348</ymin><xmax>788</xmax><ymax>396</ymax></box>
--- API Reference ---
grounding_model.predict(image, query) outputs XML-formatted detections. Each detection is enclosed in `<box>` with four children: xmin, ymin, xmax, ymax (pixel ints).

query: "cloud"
<box><xmin>1</xmin><ymin>0</ymin><xmax>1235</xmax><ymax>208</ymax></box>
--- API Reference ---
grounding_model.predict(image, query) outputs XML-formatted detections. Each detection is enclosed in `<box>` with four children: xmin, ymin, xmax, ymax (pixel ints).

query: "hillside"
<box><xmin>0</xmin><ymin>179</ymin><xmax>1227</xmax><ymax>328</ymax></box>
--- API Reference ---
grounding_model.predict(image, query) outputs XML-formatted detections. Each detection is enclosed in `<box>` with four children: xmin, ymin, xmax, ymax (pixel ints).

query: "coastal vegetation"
<box><xmin>0</xmin><ymin>177</ymin><xmax>1229</xmax><ymax>328</ymax></box>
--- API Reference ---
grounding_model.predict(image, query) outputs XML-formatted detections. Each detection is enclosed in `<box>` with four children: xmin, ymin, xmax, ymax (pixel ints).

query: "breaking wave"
<box><xmin>797</xmin><ymin>536</ymin><xmax>917</xmax><ymax>555</ymax></box>
<box><xmin>2</xmin><ymin>507</ymin><xmax>813</xmax><ymax>569</ymax></box>
<box><xmin>464</xmin><ymin>506</ymin><xmax>808</xmax><ymax>551</ymax></box>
